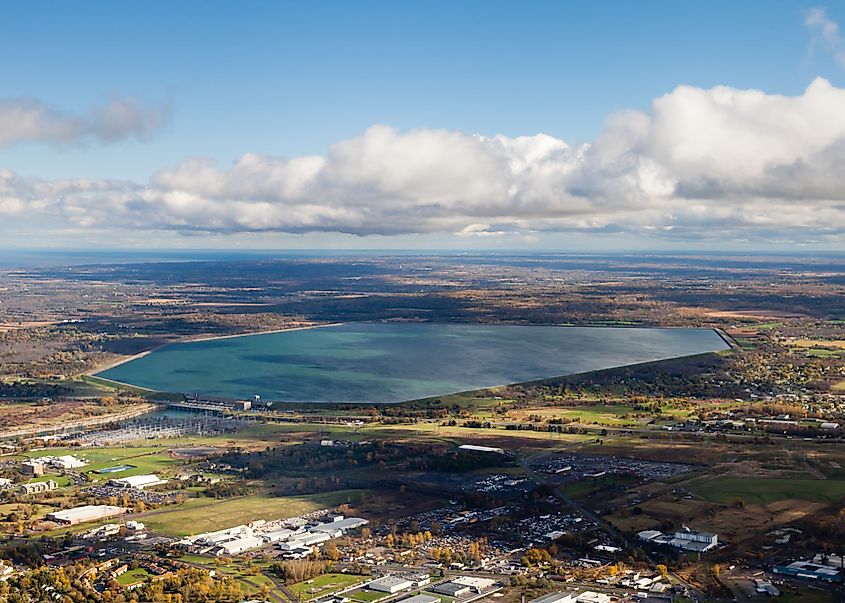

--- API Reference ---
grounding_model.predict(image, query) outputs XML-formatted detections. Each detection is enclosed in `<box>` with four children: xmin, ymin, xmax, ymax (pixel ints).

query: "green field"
<box><xmin>347</xmin><ymin>588</ymin><xmax>388</xmax><ymax>603</ymax></box>
<box><xmin>137</xmin><ymin>489</ymin><xmax>369</xmax><ymax>536</ymax></box>
<box><xmin>27</xmin><ymin>447</ymin><xmax>178</xmax><ymax>480</ymax></box>
<box><xmin>290</xmin><ymin>573</ymin><xmax>366</xmax><ymax>600</ymax></box>
<box><xmin>694</xmin><ymin>477</ymin><xmax>845</xmax><ymax>505</ymax></box>
<box><xmin>116</xmin><ymin>567</ymin><xmax>152</xmax><ymax>586</ymax></box>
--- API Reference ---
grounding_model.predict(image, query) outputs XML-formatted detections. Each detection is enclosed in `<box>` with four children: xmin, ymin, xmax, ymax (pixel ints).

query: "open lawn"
<box><xmin>290</xmin><ymin>573</ymin><xmax>366</xmax><ymax>600</ymax></box>
<box><xmin>693</xmin><ymin>477</ymin><xmax>845</xmax><ymax>505</ymax></box>
<box><xmin>347</xmin><ymin>588</ymin><xmax>388</xmax><ymax>603</ymax></box>
<box><xmin>116</xmin><ymin>567</ymin><xmax>152</xmax><ymax>586</ymax></box>
<box><xmin>136</xmin><ymin>489</ymin><xmax>369</xmax><ymax>536</ymax></box>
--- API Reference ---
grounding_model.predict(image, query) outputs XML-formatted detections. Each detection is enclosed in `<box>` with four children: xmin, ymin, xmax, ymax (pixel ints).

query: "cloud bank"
<box><xmin>0</xmin><ymin>96</ymin><xmax>170</xmax><ymax>148</ymax></box>
<box><xmin>3</xmin><ymin>79</ymin><xmax>845</xmax><ymax>243</ymax></box>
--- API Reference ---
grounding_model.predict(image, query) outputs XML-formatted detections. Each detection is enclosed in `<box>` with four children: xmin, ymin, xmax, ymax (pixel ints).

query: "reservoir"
<box><xmin>96</xmin><ymin>323</ymin><xmax>730</xmax><ymax>404</ymax></box>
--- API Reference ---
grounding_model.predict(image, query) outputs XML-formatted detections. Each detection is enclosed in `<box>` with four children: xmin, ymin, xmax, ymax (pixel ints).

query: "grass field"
<box><xmin>290</xmin><ymin>573</ymin><xmax>366</xmax><ymax>600</ymax></box>
<box><xmin>136</xmin><ymin>489</ymin><xmax>369</xmax><ymax>536</ymax></box>
<box><xmin>694</xmin><ymin>477</ymin><xmax>845</xmax><ymax>505</ymax></box>
<box><xmin>116</xmin><ymin>567</ymin><xmax>152</xmax><ymax>586</ymax></box>
<box><xmin>347</xmin><ymin>588</ymin><xmax>388</xmax><ymax>603</ymax></box>
<box><xmin>27</xmin><ymin>446</ymin><xmax>179</xmax><ymax>480</ymax></box>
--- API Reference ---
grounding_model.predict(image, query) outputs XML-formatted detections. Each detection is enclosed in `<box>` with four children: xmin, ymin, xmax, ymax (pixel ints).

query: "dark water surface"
<box><xmin>97</xmin><ymin>323</ymin><xmax>729</xmax><ymax>403</ymax></box>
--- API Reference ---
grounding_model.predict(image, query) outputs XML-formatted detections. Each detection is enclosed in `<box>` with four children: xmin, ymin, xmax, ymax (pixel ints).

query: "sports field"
<box><xmin>290</xmin><ymin>573</ymin><xmax>366</xmax><ymax>600</ymax></box>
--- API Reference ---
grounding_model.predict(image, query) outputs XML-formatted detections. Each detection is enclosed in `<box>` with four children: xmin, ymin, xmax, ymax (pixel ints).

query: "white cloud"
<box><xmin>0</xmin><ymin>96</ymin><xmax>170</xmax><ymax>148</ymax></box>
<box><xmin>3</xmin><ymin>79</ymin><xmax>845</xmax><ymax>243</ymax></box>
<box><xmin>806</xmin><ymin>7</ymin><xmax>845</xmax><ymax>67</ymax></box>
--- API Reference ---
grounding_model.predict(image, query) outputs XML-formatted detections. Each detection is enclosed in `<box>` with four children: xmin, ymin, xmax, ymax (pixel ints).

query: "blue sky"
<box><xmin>2</xmin><ymin>1</ymin><xmax>845</xmax><ymax>250</ymax></box>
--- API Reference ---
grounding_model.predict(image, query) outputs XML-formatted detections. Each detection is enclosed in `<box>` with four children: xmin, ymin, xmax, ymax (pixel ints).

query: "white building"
<box><xmin>0</xmin><ymin>478</ymin><xmax>11</xmax><ymax>488</ymax></box>
<box><xmin>670</xmin><ymin>530</ymin><xmax>718</xmax><ymax>552</ymax></box>
<box><xmin>458</xmin><ymin>444</ymin><xmax>504</xmax><ymax>454</ymax></box>
<box><xmin>451</xmin><ymin>576</ymin><xmax>497</xmax><ymax>593</ymax></box>
<box><xmin>108</xmin><ymin>474</ymin><xmax>167</xmax><ymax>489</ymax></box>
<box><xmin>213</xmin><ymin>535</ymin><xmax>263</xmax><ymax>556</ymax></box>
<box><xmin>47</xmin><ymin>505</ymin><xmax>126</xmax><ymax>525</ymax></box>
<box><xmin>368</xmin><ymin>575</ymin><xmax>414</xmax><ymax>594</ymax></box>
<box><xmin>50</xmin><ymin>455</ymin><xmax>87</xmax><ymax>470</ymax></box>
<box><xmin>530</xmin><ymin>593</ymin><xmax>579</xmax><ymax>603</ymax></box>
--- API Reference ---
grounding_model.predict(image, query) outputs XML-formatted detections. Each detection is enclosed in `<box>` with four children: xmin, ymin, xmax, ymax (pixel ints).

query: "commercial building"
<box><xmin>108</xmin><ymin>474</ymin><xmax>167</xmax><ymax>489</ymax></box>
<box><xmin>47</xmin><ymin>505</ymin><xmax>127</xmax><ymax>525</ymax></box>
<box><xmin>368</xmin><ymin>575</ymin><xmax>414</xmax><ymax>594</ymax></box>
<box><xmin>19</xmin><ymin>480</ymin><xmax>58</xmax><ymax>495</ymax></box>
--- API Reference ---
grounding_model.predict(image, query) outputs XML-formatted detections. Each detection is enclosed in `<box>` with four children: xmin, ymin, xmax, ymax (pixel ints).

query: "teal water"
<box><xmin>97</xmin><ymin>323</ymin><xmax>729</xmax><ymax>404</ymax></box>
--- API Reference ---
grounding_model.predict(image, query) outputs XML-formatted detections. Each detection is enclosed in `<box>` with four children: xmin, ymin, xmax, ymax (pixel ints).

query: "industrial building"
<box><xmin>108</xmin><ymin>474</ymin><xmax>167</xmax><ymax>489</ymax></box>
<box><xmin>774</xmin><ymin>560</ymin><xmax>844</xmax><ymax>582</ymax></box>
<box><xmin>47</xmin><ymin>505</ymin><xmax>127</xmax><ymax>525</ymax></box>
<box><xmin>637</xmin><ymin>528</ymin><xmax>718</xmax><ymax>552</ymax></box>
<box><xmin>309</xmin><ymin>516</ymin><xmax>369</xmax><ymax>536</ymax></box>
<box><xmin>368</xmin><ymin>575</ymin><xmax>414</xmax><ymax>594</ymax></box>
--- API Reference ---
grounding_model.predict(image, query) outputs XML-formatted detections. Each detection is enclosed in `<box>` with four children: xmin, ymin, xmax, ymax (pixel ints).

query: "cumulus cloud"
<box><xmin>4</xmin><ymin>79</ymin><xmax>845</xmax><ymax>243</ymax></box>
<box><xmin>806</xmin><ymin>7</ymin><xmax>845</xmax><ymax>67</ymax></box>
<box><xmin>0</xmin><ymin>96</ymin><xmax>170</xmax><ymax>147</ymax></box>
